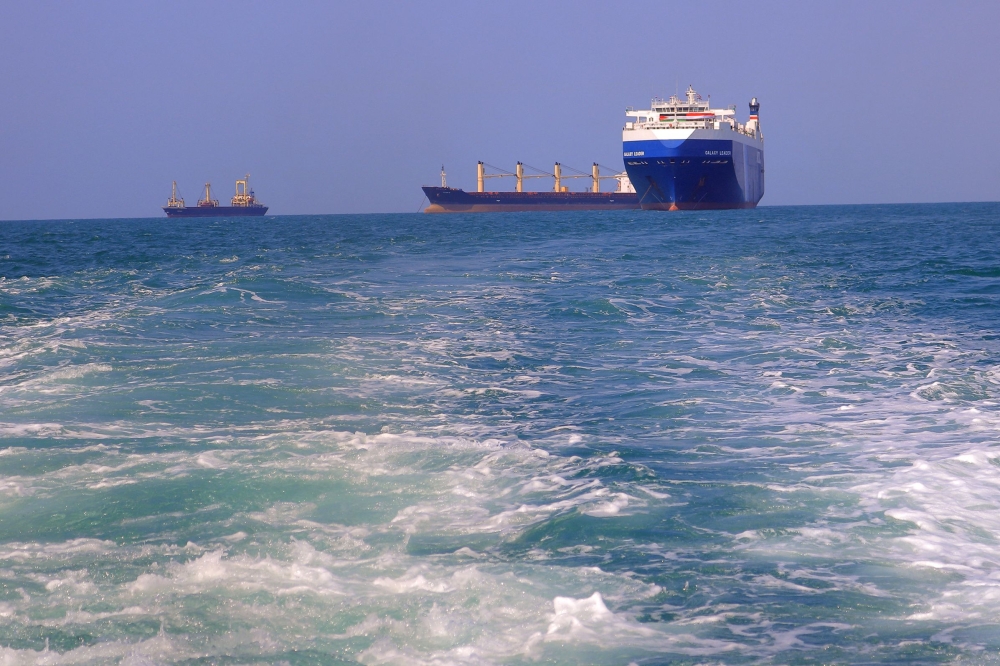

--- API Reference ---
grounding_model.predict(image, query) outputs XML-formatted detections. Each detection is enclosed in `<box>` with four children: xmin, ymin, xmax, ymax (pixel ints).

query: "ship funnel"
<box><xmin>747</xmin><ymin>97</ymin><xmax>761</xmax><ymax>138</ymax></box>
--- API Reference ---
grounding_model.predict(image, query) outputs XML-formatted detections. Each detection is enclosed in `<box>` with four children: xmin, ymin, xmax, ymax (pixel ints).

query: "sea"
<box><xmin>1</xmin><ymin>204</ymin><xmax>999</xmax><ymax>664</ymax></box>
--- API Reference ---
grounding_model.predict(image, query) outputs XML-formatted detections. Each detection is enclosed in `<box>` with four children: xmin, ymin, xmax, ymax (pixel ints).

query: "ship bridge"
<box><xmin>625</xmin><ymin>85</ymin><xmax>759</xmax><ymax>138</ymax></box>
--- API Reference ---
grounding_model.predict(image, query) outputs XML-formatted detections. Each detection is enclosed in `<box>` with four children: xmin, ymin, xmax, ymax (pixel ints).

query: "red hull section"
<box><xmin>641</xmin><ymin>201</ymin><xmax>758</xmax><ymax>211</ymax></box>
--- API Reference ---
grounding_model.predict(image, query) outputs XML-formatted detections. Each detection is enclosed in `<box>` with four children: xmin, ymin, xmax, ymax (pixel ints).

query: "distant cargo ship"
<box><xmin>163</xmin><ymin>175</ymin><xmax>267</xmax><ymax>217</ymax></box>
<box><xmin>423</xmin><ymin>163</ymin><xmax>639</xmax><ymax>213</ymax></box>
<box><xmin>623</xmin><ymin>86</ymin><xmax>764</xmax><ymax>210</ymax></box>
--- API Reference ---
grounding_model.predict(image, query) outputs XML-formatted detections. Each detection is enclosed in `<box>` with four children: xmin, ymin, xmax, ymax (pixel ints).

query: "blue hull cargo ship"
<box><xmin>163</xmin><ymin>175</ymin><xmax>267</xmax><ymax>217</ymax></box>
<box><xmin>623</xmin><ymin>86</ymin><xmax>764</xmax><ymax>210</ymax></box>
<box><xmin>423</xmin><ymin>163</ymin><xmax>640</xmax><ymax>212</ymax></box>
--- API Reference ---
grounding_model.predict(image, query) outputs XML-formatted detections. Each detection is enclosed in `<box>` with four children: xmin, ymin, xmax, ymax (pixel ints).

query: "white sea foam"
<box><xmin>529</xmin><ymin>591</ymin><xmax>745</xmax><ymax>657</ymax></box>
<box><xmin>848</xmin><ymin>446</ymin><xmax>1000</xmax><ymax>620</ymax></box>
<box><xmin>4</xmin><ymin>210</ymin><xmax>1000</xmax><ymax>661</ymax></box>
<box><xmin>0</xmin><ymin>538</ymin><xmax>116</xmax><ymax>561</ymax></box>
<box><xmin>0</xmin><ymin>633</ymin><xmax>181</xmax><ymax>666</ymax></box>
<box><xmin>128</xmin><ymin>548</ymin><xmax>345</xmax><ymax>597</ymax></box>
<box><xmin>0</xmin><ymin>417</ymin><xmax>692</xmax><ymax>662</ymax></box>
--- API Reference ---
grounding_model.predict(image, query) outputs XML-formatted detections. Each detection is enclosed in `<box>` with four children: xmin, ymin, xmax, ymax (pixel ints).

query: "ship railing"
<box><xmin>630</xmin><ymin>122</ymin><xmax>760</xmax><ymax>140</ymax></box>
<box><xmin>641</xmin><ymin>121</ymin><xmax>715</xmax><ymax>129</ymax></box>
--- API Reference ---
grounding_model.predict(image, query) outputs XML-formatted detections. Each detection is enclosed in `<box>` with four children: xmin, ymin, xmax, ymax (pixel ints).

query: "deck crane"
<box><xmin>476</xmin><ymin>162</ymin><xmax>628</xmax><ymax>193</ymax></box>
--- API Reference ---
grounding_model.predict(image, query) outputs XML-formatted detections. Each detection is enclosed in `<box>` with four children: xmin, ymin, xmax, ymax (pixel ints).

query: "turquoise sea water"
<box><xmin>1</xmin><ymin>205</ymin><xmax>999</xmax><ymax>664</ymax></box>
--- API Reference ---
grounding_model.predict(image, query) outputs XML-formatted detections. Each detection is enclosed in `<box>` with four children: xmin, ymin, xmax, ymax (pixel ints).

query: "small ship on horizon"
<box><xmin>163</xmin><ymin>175</ymin><xmax>267</xmax><ymax>217</ymax></box>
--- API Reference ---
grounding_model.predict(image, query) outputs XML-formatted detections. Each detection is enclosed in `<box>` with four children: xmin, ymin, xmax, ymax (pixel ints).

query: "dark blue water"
<box><xmin>1</xmin><ymin>204</ymin><xmax>999</xmax><ymax>664</ymax></box>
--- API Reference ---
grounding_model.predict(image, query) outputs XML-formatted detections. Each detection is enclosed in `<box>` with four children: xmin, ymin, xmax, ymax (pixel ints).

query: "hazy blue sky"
<box><xmin>1</xmin><ymin>1</ymin><xmax>998</xmax><ymax>219</ymax></box>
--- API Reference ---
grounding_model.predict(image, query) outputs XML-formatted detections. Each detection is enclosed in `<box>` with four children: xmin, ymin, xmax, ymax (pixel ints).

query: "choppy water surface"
<box><xmin>1</xmin><ymin>205</ymin><xmax>999</xmax><ymax>664</ymax></box>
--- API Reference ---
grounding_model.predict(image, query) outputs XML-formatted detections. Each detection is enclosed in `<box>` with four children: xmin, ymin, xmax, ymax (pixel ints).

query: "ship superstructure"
<box><xmin>162</xmin><ymin>174</ymin><xmax>268</xmax><ymax>217</ymax></box>
<box><xmin>423</xmin><ymin>162</ymin><xmax>639</xmax><ymax>212</ymax></box>
<box><xmin>623</xmin><ymin>86</ymin><xmax>764</xmax><ymax>210</ymax></box>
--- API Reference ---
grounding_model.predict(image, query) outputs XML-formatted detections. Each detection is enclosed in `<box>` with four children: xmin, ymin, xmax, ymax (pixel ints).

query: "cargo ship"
<box><xmin>623</xmin><ymin>86</ymin><xmax>764</xmax><ymax>210</ymax></box>
<box><xmin>422</xmin><ymin>163</ymin><xmax>639</xmax><ymax>212</ymax></box>
<box><xmin>163</xmin><ymin>175</ymin><xmax>267</xmax><ymax>217</ymax></box>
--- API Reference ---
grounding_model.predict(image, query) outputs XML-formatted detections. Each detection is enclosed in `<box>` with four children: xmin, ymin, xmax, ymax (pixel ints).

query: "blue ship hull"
<box><xmin>163</xmin><ymin>205</ymin><xmax>268</xmax><ymax>217</ymax></box>
<box><xmin>623</xmin><ymin>138</ymin><xmax>764</xmax><ymax>210</ymax></box>
<box><xmin>422</xmin><ymin>187</ymin><xmax>639</xmax><ymax>213</ymax></box>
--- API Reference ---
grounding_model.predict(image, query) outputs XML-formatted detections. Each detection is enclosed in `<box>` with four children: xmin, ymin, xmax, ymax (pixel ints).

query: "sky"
<box><xmin>1</xmin><ymin>1</ymin><xmax>998</xmax><ymax>219</ymax></box>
